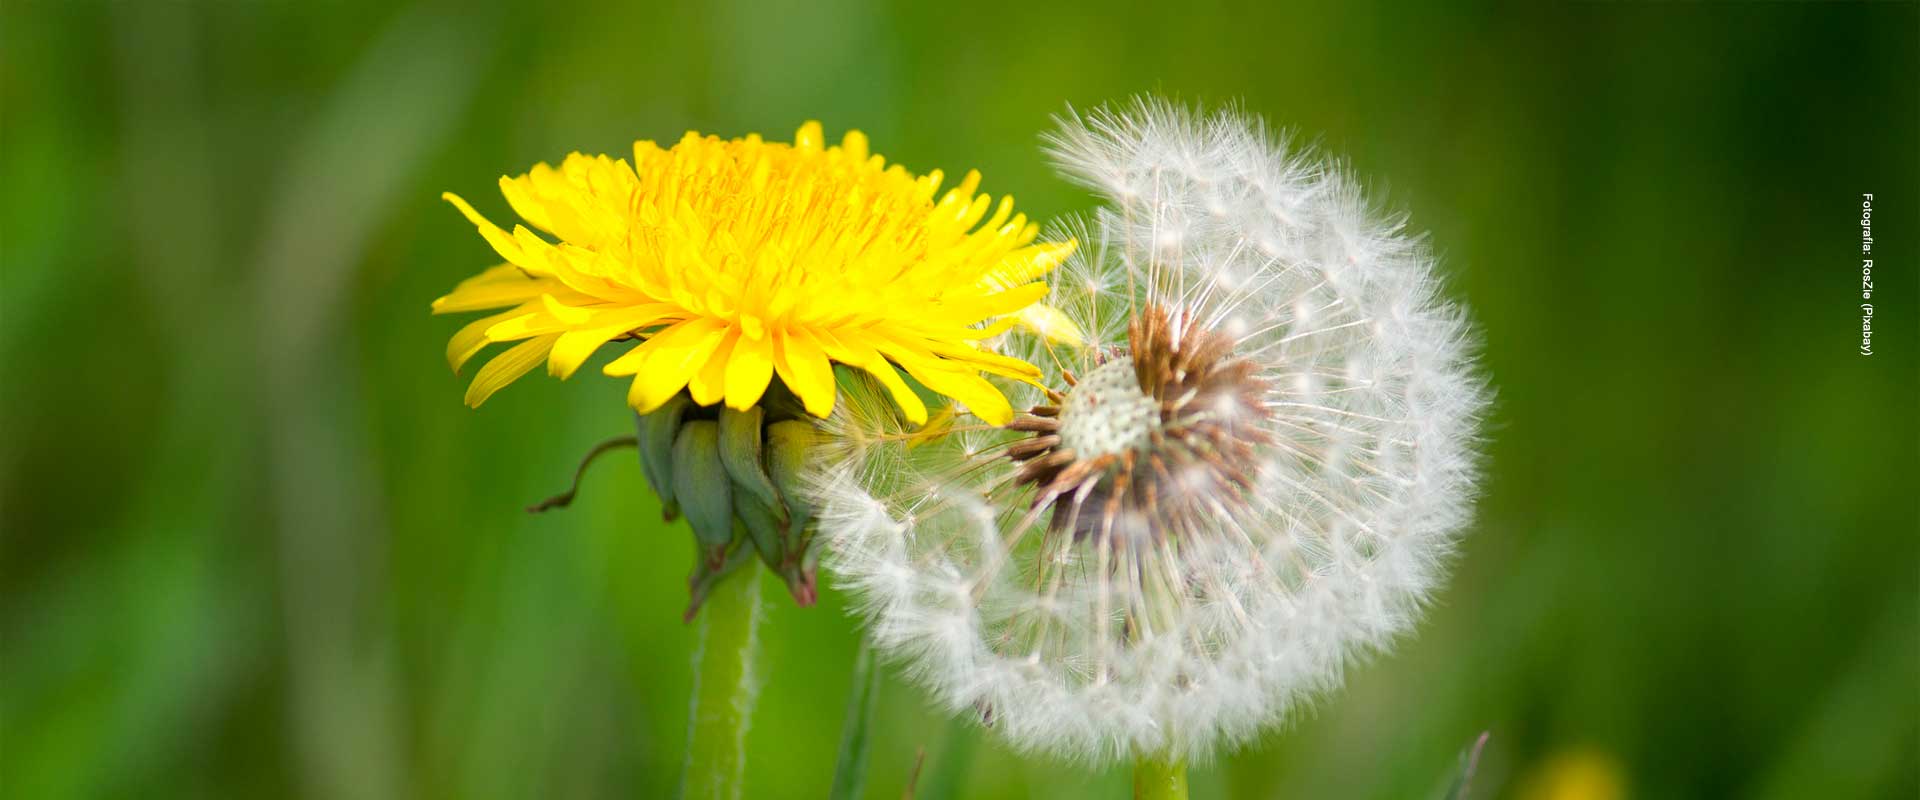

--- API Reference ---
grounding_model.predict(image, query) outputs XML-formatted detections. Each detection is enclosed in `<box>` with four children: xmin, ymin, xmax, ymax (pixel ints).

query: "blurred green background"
<box><xmin>3</xmin><ymin>1</ymin><xmax>1915</xmax><ymax>798</ymax></box>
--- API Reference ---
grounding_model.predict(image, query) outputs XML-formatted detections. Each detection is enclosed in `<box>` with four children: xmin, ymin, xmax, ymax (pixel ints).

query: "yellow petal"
<box><xmin>1014</xmin><ymin>302</ymin><xmax>1085</xmax><ymax>348</ymax></box>
<box><xmin>432</xmin><ymin>264</ymin><xmax>555</xmax><ymax>314</ymax></box>
<box><xmin>980</xmin><ymin>195</ymin><xmax>1014</xmax><ymax>233</ymax></box>
<box><xmin>773</xmin><ymin>328</ymin><xmax>837</xmax><ymax>418</ymax></box>
<box><xmin>601</xmin><ymin>341</ymin><xmax>652</xmax><ymax>376</ymax></box>
<box><xmin>442</xmin><ymin>192</ymin><xmax>540</xmax><ymax>274</ymax></box>
<box><xmin>795</xmin><ymin>121</ymin><xmax>824</xmax><ymax>152</ymax></box>
<box><xmin>839</xmin><ymin>129</ymin><xmax>869</xmax><ymax>161</ymax></box>
<box><xmin>510</xmin><ymin>225</ymin><xmax>558</xmax><ymax>273</ymax></box>
<box><xmin>964</xmin><ymin>316</ymin><xmax>1020</xmax><ymax>341</ymax></box>
<box><xmin>900</xmin><ymin>331</ymin><xmax>1045</xmax><ymax>383</ymax></box>
<box><xmin>861</xmin><ymin>359</ymin><xmax>925</xmax><ymax>426</ymax></box>
<box><xmin>498</xmin><ymin>173</ymin><xmax>554</xmax><ymax>233</ymax></box>
<box><xmin>623</xmin><ymin>319</ymin><xmax>728</xmax><ymax>412</ymax></box>
<box><xmin>948</xmin><ymin>282</ymin><xmax>1050</xmax><ymax>319</ymax></box>
<box><xmin>687</xmin><ymin>328</ymin><xmax>738</xmax><ymax>406</ymax></box>
<box><xmin>547</xmin><ymin>328</ymin><xmax>627</xmax><ymax>380</ymax></box>
<box><xmin>547</xmin><ymin>305</ymin><xmax>680</xmax><ymax>379</ymax></box>
<box><xmin>539</xmin><ymin>293</ymin><xmax>593</xmax><ymax>324</ymax></box>
<box><xmin>465</xmin><ymin>334</ymin><xmax>560</xmax><ymax>407</ymax></box>
<box><xmin>447</xmin><ymin>302</ymin><xmax>537</xmax><ymax>373</ymax></box>
<box><xmin>984</xmin><ymin>240</ymin><xmax>1077</xmax><ymax>287</ymax></box>
<box><xmin>483</xmin><ymin>311</ymin><xmax>557</xmax><ymax>341</ymax></box>
<box><xmin>723</xmin><ymin>333</ymin><xmax>775</xmax><ymax>410</ymax></box>
<box><xmin>874</xmin><ymin>342</ymin><xmax>1014</xmax><ymax>426</ymax></box>
<box><xmin>820</xmin><ymin>330</ymin><xmax>924</xmax><ymax>425</ymax></box>
<box><xmin>600</xmin><ymin>316</ymin><xmax>707</xmax><ymax>375</ymax></box>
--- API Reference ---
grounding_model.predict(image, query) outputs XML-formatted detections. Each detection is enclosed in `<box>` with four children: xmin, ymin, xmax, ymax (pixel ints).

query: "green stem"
<box><xmin>681</xmin><ymin>561</ymin><xmax>764</xmax><ymax>800</ymax></box>
<box><xmin>1133</xmin><ymin>756</ymin><xmax>1189</xmax><ymax>800</ymax></box>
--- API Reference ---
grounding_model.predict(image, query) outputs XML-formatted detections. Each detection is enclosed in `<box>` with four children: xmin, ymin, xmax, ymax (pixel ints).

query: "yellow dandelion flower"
<box><xmin>434</xmin><ymin>122</ymin><xmax>1078</xmax><ymax>426</ymax></box>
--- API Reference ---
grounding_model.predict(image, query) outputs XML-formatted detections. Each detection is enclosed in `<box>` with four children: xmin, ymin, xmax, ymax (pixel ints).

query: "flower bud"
<box><xmin>626</xmin><ymin>392</ymin><xmax>828</xmax><ymax>616</ymax></box>
<box><xmin>766</xmin><ymin>420</ymin><xmax>820</xmax><ymax>604</ymax></box>
<box><xmin>765</xmin><ymin>421</ymin><xmax>816</xmax><ymax>526</ymax></box>
<box><xmin>670</xmin><ymin>420</ymin><xmax>734</xmax><ymax>570</ymax></box>
<box><xmin>719</xmin><ymin>405</ymin><xmax>782</xmax><ymax>512</ymax></box>
<box><xmin>635</xmin><ymin>393</ymin><xmax>692</xmax><ymax>521</ymax></box>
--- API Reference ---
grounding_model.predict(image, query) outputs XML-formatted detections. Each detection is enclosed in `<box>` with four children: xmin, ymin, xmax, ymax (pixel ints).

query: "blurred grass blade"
<box><xmin>913</xmin><ymin>716</ymin><xmax>977</xmax><ymax>800</ymax></box>
<box><xmin>830</xmin><ymin>644</ymin><xmax>881</xmax><ymax>800</ymax></box>
<box><xmin>1444</xmin><ymin>731</ymin><xmax>1492</xmax><ymax>800</ymax></box>
<box><xmin>249</xmin><ymin>7</ymin><xmax>492</xmax><ymax>799</ymax></box>
<box><xmin>900</xmin><ymin>748</ymin><xmax>927</xmax><ymax>800</ymax></box>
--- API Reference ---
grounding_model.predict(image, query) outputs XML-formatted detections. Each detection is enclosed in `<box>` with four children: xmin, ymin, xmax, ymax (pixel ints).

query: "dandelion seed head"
<box><xmin>813</xmin><ymin>98</ymin><xmax>1486</xmax><ymax>763</ymax></box>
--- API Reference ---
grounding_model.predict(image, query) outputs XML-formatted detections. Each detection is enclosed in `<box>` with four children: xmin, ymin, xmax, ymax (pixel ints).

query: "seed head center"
<box><xmin>1056</xmin><ymin>357</ymin><xmax>1160</xmax><ymax>459</ymax></box>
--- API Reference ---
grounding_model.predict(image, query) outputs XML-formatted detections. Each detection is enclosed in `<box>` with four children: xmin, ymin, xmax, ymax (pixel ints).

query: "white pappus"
<box><xmin>809</xmin><ymin>98</ymin><xmax>1488</xmax><ymax>764</ymax></box>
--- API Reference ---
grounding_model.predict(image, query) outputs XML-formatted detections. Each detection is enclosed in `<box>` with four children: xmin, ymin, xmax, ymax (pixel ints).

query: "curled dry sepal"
<box><xmin>636</xmin><ymin>383</ymin><xmax>821</xmax><ymax>619</ymax></box>
<box><xmin>810</xmin><ymin>98</ymin><xmax>1489</xmax><ymax>764</ymax></box>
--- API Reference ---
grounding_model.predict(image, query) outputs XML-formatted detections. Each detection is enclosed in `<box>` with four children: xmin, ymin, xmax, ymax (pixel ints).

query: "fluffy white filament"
<box><xmin>811</xmin><ymin>98</ymin><xmax>1488</xmax><ymax>763</ymax></box>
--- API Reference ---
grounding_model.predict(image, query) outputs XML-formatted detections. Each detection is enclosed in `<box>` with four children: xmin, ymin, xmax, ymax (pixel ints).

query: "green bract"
<box><xmin>638</xmin><ymin>386</ymin><xmax>823</xmax><ymax>617</ymax></box>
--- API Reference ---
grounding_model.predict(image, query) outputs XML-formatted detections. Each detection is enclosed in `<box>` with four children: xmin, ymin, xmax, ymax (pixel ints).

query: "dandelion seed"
<box><xmin>812</xmin><ymin>99</ymin><xmax>1488</xmax><ymax>763</ymax></box>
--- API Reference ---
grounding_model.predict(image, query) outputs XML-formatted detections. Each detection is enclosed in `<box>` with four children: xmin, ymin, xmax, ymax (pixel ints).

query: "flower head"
<box><xmin>435</xmin><ymin>122</ymin><xmax>1076</xmax><ymax>425</ymax></box>
<box><xmin>811</xmin><ymin>99</ymin><xmax>1487</xmax><ymax>762</ymax></box>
